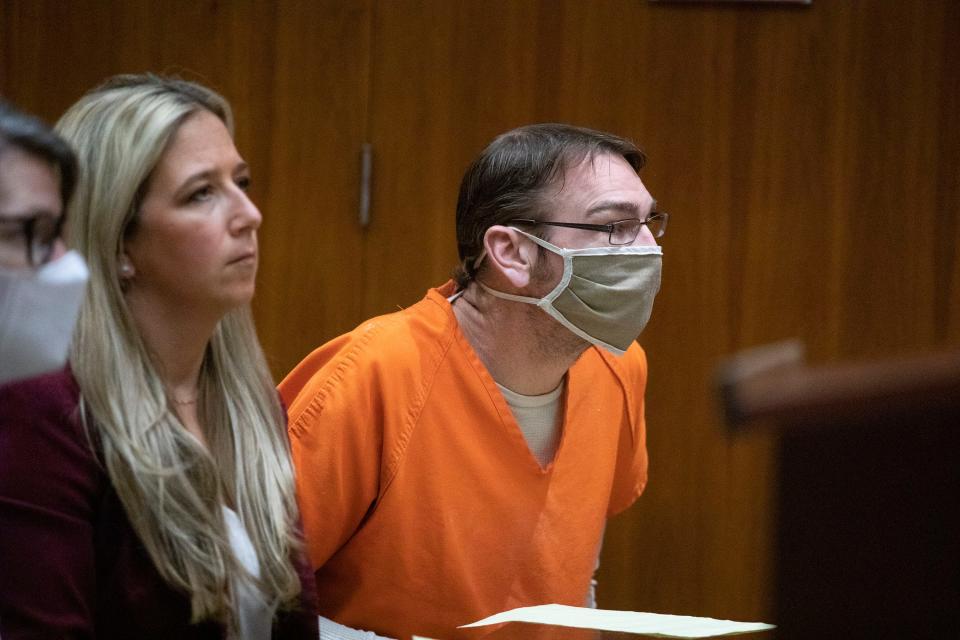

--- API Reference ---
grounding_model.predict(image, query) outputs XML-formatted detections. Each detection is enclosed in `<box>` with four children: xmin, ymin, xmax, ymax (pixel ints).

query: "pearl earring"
<box><xmin>119</xmin><ymin>259</ymin><xmax>134</xmax><ymax>278</ymax></box>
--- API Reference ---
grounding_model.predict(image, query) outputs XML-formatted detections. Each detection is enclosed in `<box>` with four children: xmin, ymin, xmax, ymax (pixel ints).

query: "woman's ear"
<box><xmin>482</xmin><ymin>225</ymin><xmax>537</xmax><ymax>289</ymax></box>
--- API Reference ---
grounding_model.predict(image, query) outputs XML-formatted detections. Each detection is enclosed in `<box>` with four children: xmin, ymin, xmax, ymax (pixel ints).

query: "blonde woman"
<box><xmin>0</xmin><ymin>75</ymin><xmax>317</xmax><ymax>638</ymax></box>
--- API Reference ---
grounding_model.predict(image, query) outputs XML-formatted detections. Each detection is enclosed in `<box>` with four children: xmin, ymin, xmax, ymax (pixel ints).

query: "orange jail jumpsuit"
<box><xmin>280</xmin><ymin>281</ymin><xmax>649</xmax><ymax>640</ymax></box>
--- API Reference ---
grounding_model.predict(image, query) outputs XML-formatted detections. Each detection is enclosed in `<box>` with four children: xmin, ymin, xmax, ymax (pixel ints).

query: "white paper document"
<box><xmin>459</xmin><ymin>604</ymin><xmax>774</xmax><ymax>637</ymax></box>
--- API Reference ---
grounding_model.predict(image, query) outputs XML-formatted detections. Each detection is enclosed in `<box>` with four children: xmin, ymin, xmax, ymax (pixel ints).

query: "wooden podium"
<box><xmin>718</xmin><ymin>343</ymin><xmax>960</xmax><ymax>638</ymax></box>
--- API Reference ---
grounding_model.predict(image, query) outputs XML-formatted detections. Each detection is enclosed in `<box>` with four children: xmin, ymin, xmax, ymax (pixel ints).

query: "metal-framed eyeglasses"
<box><xmin>508</xmin><ymin>211</ymin><xmax>668</xmax><ymax>245</ymax></box>
<box><xmin>0</xmin><ymin>214</ymin><xmax>65</xmax><ymax>268</ymax></box>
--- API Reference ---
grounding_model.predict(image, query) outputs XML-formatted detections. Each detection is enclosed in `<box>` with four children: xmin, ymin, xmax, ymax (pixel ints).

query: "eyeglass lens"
<box><xmin>0</xmin><ymin>216</ymin><xmax>61</xmax><ymax>267</ymax></box>
<box><xmin>609</xmin><ymin>214</ymin><xmax>667</xmax><ymax>244</ymax></box>
<box><xmin>28</xmin><ymin>216</ymin><xmax>61</xmax><ymax>266</ymax></box>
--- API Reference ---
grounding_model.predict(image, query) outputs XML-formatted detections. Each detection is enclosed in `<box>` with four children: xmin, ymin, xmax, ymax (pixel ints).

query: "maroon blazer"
<box><xmin>0</xmin><ymin>369</ymin><xmax>318</xmax><ymax>639</ymax></box>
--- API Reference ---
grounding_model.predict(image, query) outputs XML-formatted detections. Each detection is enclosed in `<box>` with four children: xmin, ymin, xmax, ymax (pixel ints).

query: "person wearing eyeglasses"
<box><xmin>0</xmin><ymin>76</ymin><xmax>317</xmax><ymax>639</ymax></box>
<box><xmin>0</xmin><ymin>99</ymin><xmax>88</xmax><ymax>385</ymax></box>
<box><xmin>281</xmin><ymin>124</ymin><xmax>665</xmax><ymax>639</ymax></box>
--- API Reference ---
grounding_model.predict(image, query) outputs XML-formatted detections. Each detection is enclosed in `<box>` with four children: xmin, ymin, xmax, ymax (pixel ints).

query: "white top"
<box><xmin>222</xmin><ymin>506</ymin><xmax>275</xmax><ymax>640</ymax></box>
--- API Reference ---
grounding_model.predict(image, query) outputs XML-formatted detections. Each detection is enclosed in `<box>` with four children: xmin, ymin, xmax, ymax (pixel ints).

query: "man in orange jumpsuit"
<box><xmin>281</xmin><ymin>124</ymin><xmax>667</xmax><ymax>640</ymax></box>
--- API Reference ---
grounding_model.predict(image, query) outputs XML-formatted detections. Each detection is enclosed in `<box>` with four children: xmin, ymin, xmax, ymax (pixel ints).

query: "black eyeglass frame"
<box><xmin>508</xmin><ymin>212</ymin><xmax>668</xmax><ymax>245</ymax></box>
<box><xmin>0</xmin><ymin>214</ymin><xmax>65</xmax><ymax>268</ymax></box>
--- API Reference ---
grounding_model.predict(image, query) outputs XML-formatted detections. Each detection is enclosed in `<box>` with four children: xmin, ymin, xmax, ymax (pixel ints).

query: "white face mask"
<box><xmin>0</xmin><ymin>250</ymin><xmax>89</xmax><ymax>384</ymax></box>
<box><xmin>478</xmin><ymin>228</ymin><xmax>662</xmax><ymax>356</ymax></box>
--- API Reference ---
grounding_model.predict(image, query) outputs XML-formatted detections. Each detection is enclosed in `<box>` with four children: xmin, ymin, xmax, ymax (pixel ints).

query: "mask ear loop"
<box><xmin>473</xmin><ymin>229</ymin><xmax>572</xmax><ymax>307</ymax></box>
<box><xmin>510</xmin><ymin>226</ymin><xmax>567</xmax><ymax>253</ymax></box>
<box><xmin>507</xmin><ymin>228</ymin><xmax>573</xmax><ymax>304</ymax></box>
<box><xmin>472</xmin><ymin>250</ymin><xmax>487</xmax><ymax>271</ymax></box>
<box><xmin>469</xmin><ymin>225</ymin><xmax>540</xmax><ymax>278</ymax></box>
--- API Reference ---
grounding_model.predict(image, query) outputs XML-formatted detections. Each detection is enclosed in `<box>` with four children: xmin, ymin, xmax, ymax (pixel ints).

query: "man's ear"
<box><xmin>482</xmin><ymin>225</ymin><xmax>537</xmax><ymax>289</ymax></box>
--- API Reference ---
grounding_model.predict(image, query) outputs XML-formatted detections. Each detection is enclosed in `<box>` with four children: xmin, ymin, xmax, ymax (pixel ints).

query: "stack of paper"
<box><xmin>456</xmin><ymin>604</ymin><xmax>774</xmax><ymax>638</ymax></box>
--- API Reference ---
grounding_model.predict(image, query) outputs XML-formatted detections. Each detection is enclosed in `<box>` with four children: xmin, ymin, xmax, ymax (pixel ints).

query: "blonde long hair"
<box><xmin>57</xmin><ymin>75</ymin><xmax>302</xmax><ymax>624</ymax></box>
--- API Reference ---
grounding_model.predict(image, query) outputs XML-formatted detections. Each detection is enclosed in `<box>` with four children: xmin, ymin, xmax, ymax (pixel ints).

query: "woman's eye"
<box><xmin>236</xmin><ymin>176</ymin><xmax>252</xmax><ymax>191</ymax></box>
<box><xmin>188</xmin><ymin>185</ymin><xmax>213</xmax><ymax>202</ymax></box>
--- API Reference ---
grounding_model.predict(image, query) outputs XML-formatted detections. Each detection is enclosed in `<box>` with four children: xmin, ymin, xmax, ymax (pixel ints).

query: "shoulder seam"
<box><xmin>378</xmin><ymin>311</ymin><xmax>458</xmax><ymax>499</ymax></box>
<box><xmin>594</xmin><ymin>346</ymin><xmax>641</xmax><ymax>447</ymax></box>
<box><xmin>288</xmin><ymin>322</ymin><xmax>383</xmax><ymax>438</ymax></box>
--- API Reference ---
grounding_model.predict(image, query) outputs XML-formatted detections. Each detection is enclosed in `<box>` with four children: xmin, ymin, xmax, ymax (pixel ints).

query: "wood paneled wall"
<box><xmin>3</xmin><ymin>0</ymin><xmax>957</xmax><ymax>628</ymax></box>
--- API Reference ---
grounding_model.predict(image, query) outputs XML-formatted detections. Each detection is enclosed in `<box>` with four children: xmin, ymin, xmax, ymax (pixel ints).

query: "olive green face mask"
<box><xmin>478</xmin><ymin>229</ymin><xmax>662</xmax><ymax>356</ymax></box>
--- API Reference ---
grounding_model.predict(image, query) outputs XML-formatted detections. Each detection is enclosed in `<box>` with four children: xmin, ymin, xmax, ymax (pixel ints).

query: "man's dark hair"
<box><xmin>453</xmin><ymin>123</ymin><xmax>646</xmax><ymax>289</ymax></box>
<box><xmin>0</xmin><ymin>99</ymin><xmax>78</xmax><ymax>210</ymax></box>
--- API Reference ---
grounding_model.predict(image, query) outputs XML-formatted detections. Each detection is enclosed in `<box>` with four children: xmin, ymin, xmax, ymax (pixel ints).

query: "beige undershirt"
<box><xmin>496</xmin><ymin>381</ymin><xmax>565</xmax><ymax>467</ymax></box>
